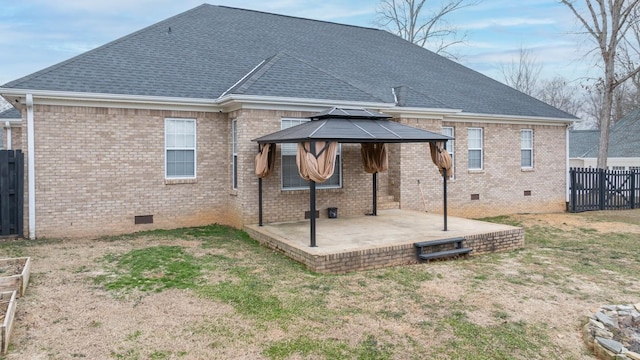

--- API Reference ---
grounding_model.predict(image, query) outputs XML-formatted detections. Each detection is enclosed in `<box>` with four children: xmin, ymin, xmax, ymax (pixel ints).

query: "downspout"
<box><xmin>565</xmin><ymin>125</ymin><xmax>570</xmax><ymax>209</ymax></box>
<box><xmin>26</xmin><ymin>94</ymin><xmax>36</xmax><ymax>239</ymax></box>
<box><xmin>4</xmin><ymin>121</ymin><xmax>11</xmax><ymax>150</ymax></box>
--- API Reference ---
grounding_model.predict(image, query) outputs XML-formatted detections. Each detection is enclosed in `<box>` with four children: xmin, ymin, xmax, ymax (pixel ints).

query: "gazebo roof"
<box><xmin>253</xmin><ymin>108</ymin><xmax>452</xmax><ymax>144</ymax></box>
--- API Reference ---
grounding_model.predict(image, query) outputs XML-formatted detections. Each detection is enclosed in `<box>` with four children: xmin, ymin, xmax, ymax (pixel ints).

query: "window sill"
<box><xmin>165</xmin><ymin>178</ymin><xmax>197</xmax><ymax>185</ymax></box>
<box><xmin>468</xmin><ymin>170</ymin><xmax>484</xmax><ymax>174</ymax></box>
<box><xmin>521</xmin><ymin>168</ymin><xmax>534</xmax><ymax>172</ymax></box>
<box><xmin>229</xmin><ymin>189</ymin><xmax>238</xmax><ymax>196</ymax></box>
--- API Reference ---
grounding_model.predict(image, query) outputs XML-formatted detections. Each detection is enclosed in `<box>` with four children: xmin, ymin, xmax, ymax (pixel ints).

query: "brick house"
<box><xmin>0</xmin><ymin>5</ymin><xmax>575</xmax><ymax>239</ymax></box>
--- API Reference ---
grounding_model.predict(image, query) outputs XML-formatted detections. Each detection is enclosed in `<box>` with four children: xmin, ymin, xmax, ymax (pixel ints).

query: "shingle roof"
<box><xmin>569</xmin><ymin>130</ymin><xmax>599</xmax><ymax>157</ymax></box>
<box><xmin>0</xmin><ymin>107</ymin><xmax>20</xmax><ymax>119</ymax></box>
<box><xmin>2</xmin><ymin>5</ymin><xmax>575</xmax><ymax>119</ymax></box>
<box><xmin>569</xmin><ymin>109</ymin><xmax>640</xmax><ymax>158</ymax></box>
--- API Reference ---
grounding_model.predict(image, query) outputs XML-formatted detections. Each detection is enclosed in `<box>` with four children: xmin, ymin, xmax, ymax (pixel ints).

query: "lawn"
<box><xmin>0</xmin><ymin>210</ymin><xmax>638</xmax><ymax>359</ymax></box>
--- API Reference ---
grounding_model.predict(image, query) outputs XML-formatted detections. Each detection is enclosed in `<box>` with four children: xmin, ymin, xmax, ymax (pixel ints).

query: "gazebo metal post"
<box><xmin>310</xmin><ymin>141</ymin><xmax>317</xmax><ymax>247</ymax></box>
<box><xmin>258</xmin><ymin>177</ymin><xmax>263</xmax><ymax>226</ymax></box>
<box><xmin>443</xmin><ymin>168</ymin><xmax>448</xmax><ymax>231</ymax></box>
<box><xmin>257</xmin><ymin>143</ymin><xmax>264</xmax><ymax>227</ymax></box>
<box><xmin>372</xmin><ymin>172</ymin><xmax>377</xmax><ymax>216</ymax></box>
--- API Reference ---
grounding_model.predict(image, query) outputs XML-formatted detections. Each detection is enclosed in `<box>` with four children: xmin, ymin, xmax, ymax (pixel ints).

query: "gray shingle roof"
<box><xmin>570</xmin><ymin>108</ymin><xmax>640</xmax><ymax>158</ymax></box>
<box><xmin>2</xmin><ymin>5</ymin><xmax>575</xmax><ymax>119</ymax></box>
<box><xmin>569</xmin><ymin>130</ymin><xmax>600</xmax><ymax>157</ymax></box>
<box><xmin>0</xmin><ymin>107</ymin><xmax>20</xmax><ymax>119</ymax></box>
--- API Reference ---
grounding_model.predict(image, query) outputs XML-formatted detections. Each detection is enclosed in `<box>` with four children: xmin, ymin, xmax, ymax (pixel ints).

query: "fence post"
<box><xmin>569</xmin><ymin>168</ymin><xmax>576</xmax><ymax>212</ymax></box>
<box><xmin>599</xmin><ymin>168</ymin><xmax>606</xmax><ymax>210</ymax></box>
<box><xmin>631</xmin><ymin>169</ymin><xmax>636</xmax><ymax>210</ymax></box>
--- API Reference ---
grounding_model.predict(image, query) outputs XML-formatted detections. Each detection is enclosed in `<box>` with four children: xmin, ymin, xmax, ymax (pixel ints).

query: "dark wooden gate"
<box><xmin>0</xmin><ymin>150</ymin><xmax>24</xmax><ymax>236</ymax></box>
<box><xmin>569</xmin><ymin>167</ymin><xmax>639</xmax><ymax>212</ymax></box>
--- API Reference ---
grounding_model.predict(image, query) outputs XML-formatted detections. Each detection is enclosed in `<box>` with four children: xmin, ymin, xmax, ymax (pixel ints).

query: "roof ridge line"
<box><xmin>279</xmin><ymin>52</ymin><xmax>387</xmax><ymax>103</ymax></box>
<box><xmin>216</xmin><ymin>5</ymin><xmax>382</xmax><ymax>32</ymax></box>
<box><xmin>394</xmin><ymin>84</ymin><xmax>450</xmax><ymax>108</ymax></box>
<box><xmin>220</xmin><ymin>53</ymin><xmax>280</xmax><ymax>97</ymax></box>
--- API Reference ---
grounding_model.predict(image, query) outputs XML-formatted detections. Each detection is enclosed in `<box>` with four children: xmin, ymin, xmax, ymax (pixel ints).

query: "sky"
<box><xmin>0</xmin><ymin>0</ymin><xmax>598</xmax><ymax>88</ymax></box>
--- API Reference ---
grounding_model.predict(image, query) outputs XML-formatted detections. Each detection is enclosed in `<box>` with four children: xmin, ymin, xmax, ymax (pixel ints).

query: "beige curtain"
<box><xmin>296</xmin><ymin>141</ymin><xmax>338</xmax><ymax>183</ymax></box>
<box><xmin>429</xmin><ymin>142</ymin><xmax>453</xmax><ymax>178</ymax></box>
<box><xmin>360</xmin><ymin>143</ymin><xmax>388</xmax><ymax>173</ymax></box>
<box><xmin>255</xmin><ymin>143</ymin><xmax>276</xmax><ymax>178</ymax></box>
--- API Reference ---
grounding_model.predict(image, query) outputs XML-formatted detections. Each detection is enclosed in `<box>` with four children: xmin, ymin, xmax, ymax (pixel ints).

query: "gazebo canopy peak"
<box><xmin>252</xmin><ymin>107</ymin><xmax>452</xmax><ymax>144</ymax></box>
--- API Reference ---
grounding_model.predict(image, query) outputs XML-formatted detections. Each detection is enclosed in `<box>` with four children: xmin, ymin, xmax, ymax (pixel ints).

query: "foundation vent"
<box><xmin>134</xmin><ymin>215</ymin><xmax>153</xmax><ymax>225</ymax></box>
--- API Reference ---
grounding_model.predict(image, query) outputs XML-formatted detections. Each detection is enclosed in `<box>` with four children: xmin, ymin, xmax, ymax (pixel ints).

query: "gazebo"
<box><xmin>252</xmin><ymin>108</ymin><xmax>453</xmax><ymax>247</ymax></box>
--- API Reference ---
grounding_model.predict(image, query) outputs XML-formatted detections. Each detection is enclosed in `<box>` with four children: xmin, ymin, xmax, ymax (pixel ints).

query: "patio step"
<box><xmin>377</xmin><ymin>201</ymin><xmax>400</xmax><ymax>210</ymax></box>
<box><xmin>377</xmin><ymin>195</ymin><xmax>399</xmax><ymax>210</ymax></box>
<box><xmin>414</xmin><ymin>237</ymin><xmax>472</xmax><ymax>262</ymax></box>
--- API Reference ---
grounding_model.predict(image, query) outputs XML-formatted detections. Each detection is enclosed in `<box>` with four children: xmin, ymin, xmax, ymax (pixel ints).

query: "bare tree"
<box><xmin>560</xmin><ymin>0</ymin><xmax>640</xmax><ymax>168</ymax></box>
<box><xmin>537</xmin><ymin>77</ymin><xmax>584</xmax><ymax>117</ymax></box>
<box><xmin>376</xmin><ymin>0</ymin><xmax>481</xmax><ymax>59</ymax></box>
<box><xmin>582</xmin><ymin>78</ymin><xmax>637</xmax><ymax>129</ymax></box>
<box><xmin>614</xmin><ymin>5</ymin><xmax>640</xmax><ymax>117</ymax></box>
<box><xmin>501</xmin><ymin>47</ymin><xmax>543</xmax><ymax>96</ymax></box>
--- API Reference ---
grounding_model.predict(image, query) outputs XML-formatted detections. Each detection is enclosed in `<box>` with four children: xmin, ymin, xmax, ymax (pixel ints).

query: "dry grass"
<box><xmin>0</xmin><ymin>210</ymin><xmax>639</xmax><ymax>359</ymax></box>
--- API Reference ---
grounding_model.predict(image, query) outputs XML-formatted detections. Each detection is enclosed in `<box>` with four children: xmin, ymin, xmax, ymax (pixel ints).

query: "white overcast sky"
<box><xmin>0</xmin><ymin>0</ymin><xmax>598</xmax><ymax>86</ymax></box>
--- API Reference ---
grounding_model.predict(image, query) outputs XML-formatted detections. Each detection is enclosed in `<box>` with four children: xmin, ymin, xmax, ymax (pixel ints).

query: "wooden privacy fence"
<box><xmin>568</xmin><ymin>167</ymin><xmax>640</xmax><ymax>213</ymax></box>
<box><xmin>0</xmin><ymin>150</ymin><xmax>23</xmax><ymax>236</ymax></box>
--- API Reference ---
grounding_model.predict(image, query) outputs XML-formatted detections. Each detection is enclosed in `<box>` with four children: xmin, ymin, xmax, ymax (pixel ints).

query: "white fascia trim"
<box><xmin>1</xmin><ymin>88</ymin><xmax>221</xmax><ymax>112</ymax></box>
<box><xmin>445</xmin><ymin>112</ymin><xmax>576</xmax><ymax>125</ymax></box>
<box><xmin>216</xmin><ymin>94</ymin><xmax>393</xmax><ymax>112</ymax></box>
<box><xmin>382</xmin><ymin>107</ymin><xmax>463</xmax><ymax>119</ymax></box>
<box><xmin>0</xmin><ymin>119</ymin><xmax>21</xmax><ymax>126</ymax></box>
<box><xmin>1</xmin><ymin>88</ymin><xmax>580</xmax><ymax>126</ymax></box>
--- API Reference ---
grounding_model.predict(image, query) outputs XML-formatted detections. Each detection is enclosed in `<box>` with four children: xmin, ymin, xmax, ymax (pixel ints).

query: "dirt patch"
<box><xmin>0</xmin><ymin>211</ymin><xmax>639</xmax><ymax>359</ymax></box>
<box><xmin>513</xmin><ymin>210</ymin><xmax>640</xmax><ymax>234</ymax></box>
<box><xmin>0</xmin><ymin>260</ymin><xmax>25</xmax><ymax>278</ymax></box>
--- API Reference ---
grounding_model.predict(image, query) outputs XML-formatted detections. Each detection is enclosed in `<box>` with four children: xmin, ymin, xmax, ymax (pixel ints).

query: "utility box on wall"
<box><xmin>328</xmin><ymin>207</ymin><xmax>338</xmax><ymax>219</ymax></box>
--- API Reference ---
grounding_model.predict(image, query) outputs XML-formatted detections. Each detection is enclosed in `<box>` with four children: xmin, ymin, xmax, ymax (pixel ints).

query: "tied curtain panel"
<box><xmin>429</xmin><ymin>142</ymin><xmax>453</xmax><ymax>178</ymax></box>
<box><xmin>255</xmin><ymin>143</ymin><xmax>276</xmax><ymax>178</ymax></box>
<box><xmin>360</xmin><ymin>143</ymin><xmax>388</xmax><ymax>174</ymax></box>
<box><xmin>296</xmin><ymin>141</ymin><xmax>338</xmax><ymax>183</ymax></box>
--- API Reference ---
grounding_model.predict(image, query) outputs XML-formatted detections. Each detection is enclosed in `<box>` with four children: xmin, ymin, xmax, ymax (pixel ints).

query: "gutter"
<box><xmin>26</xmin><ymin>94</ymin><xmax>36</xmax><ymax>239</ymax></box>
<box><xmin>1</xmin><ymin>88</ymin><xmax>578</xmax><ymax>125</ymax></box>
<box><xmin>0</xmin><ymin>88</ymin><xmax>221</xmax><ymax>112</ymax></box>
<box><xmin>3</xmin><ymin>121</ymin><xmax>11</xmax><ymax>150</ymax></box>
<box><xmin>566</xmin><ymin>126</ymin><xmax>570</xmax><ymax>205</ymax></box>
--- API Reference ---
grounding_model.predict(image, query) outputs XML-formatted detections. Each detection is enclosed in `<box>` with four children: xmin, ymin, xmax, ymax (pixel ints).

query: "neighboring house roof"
<box><xmin>0</xmin><ymin>107</ymin><xmax>20</xmax><ymax>119</ymax></box>
<box><xmin>1</xmin><ymin>5</ymin><xmax>575</xmax><ymax>120</ymax></box>
<box><xmin>569</xmin><ymin>108</ymin><xmax>640</xmax><ymax>158</ymax></box>
<box><xmin>569</xmin><ymin>129</ymin><xmax>600</xmax><ymax>158</ymax></box>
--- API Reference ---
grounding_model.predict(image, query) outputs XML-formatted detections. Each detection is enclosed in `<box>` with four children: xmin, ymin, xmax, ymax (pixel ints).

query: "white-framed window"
<box><xmin>231</xmin><ymin>119</ymin><xmax>238</xmax><ymax>189</ymax></box>
<box><xmin>468</xmin><ymin>128</ymin><xmax>483</xmax><ymax>170</ymax></box>
<box><xmin>165</xmin><ymin>118</ymin><xmax>196</xmax><ymax>179</ymax></box>
<box><xmin>630</xmin><ymin>166</ymin><xmax>640</xmax><ymax>171</ymax></box>
<box><xmin>611</xmin><ymin>166</ymin><xmax>626</xmax><ymax>171</ymax></box>
<box><xmin>281</xmin><ymin>118</ymin><xmax>341</xmax><ymax>190</ymax></box>
<box><xmin>442</xmin><ymin>126</ymin><xmax>455</xmax><ymax>179</ymax></box>
<box><xmin>521</xmin><ymin>129</ymin><xmax>533</xmax><ymax>168</ymax></box>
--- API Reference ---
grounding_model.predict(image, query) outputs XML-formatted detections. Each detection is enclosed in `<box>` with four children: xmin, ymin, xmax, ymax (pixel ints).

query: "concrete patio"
<box><xmin>245</xmin><ymin>209</ymin><xmax>524</xmax><ymax>274</ymax></box>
